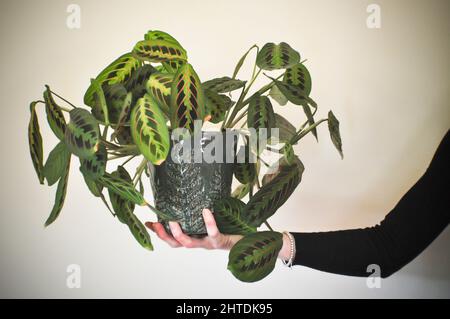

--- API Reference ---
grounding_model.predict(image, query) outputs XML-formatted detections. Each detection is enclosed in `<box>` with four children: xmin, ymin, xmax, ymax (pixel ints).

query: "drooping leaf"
<box><xmin>302</xmin><ymin>103</ymin><xmax>317</xmax><ymax>140</ymax></box>
<box><xmin>28</xmin><ymin>101</ymin><xmax>45</xmax><ymax>184</ymax></box>
<box><xmin>262</xmin><ymin>155</ymin><xmax>303</xmax><ymax>186</ymax></box>
<box><xmin>268</xmin><ymin>76</ymin><xmax>312</xmax><ymax>106</ymax></box>
<box><xmin>79</xmin><ymin>143</ymin><xmax>107</xmax><ymax>179</ymax></box>
<box><xmin>228</xmin><ymin>231</ymin><xmax>283</xmax><ymax>282</ymax></box>
<box><xmin>272</xmin><ymin>113</ymin><xmax>296</xmax><ymax>143</ymax></box>
<box><xmin>256</xmin><ymin>42</ymin><xmax>300</xmax><ymax>71</ymax></box>
<box><xmin>43</xmin><ymin>141</ymin><xmax>71</xmax><ymax>186</ymax></box>
<box><xmin>108</xmin><ymin>166</ymin><xmax>136</xmax><ymax>217</ymax></box>
<box><xmin>284</xmin><ymin>63</ymin><xmax>312</xmax><ymax>96</ymax></box>
<box><xmin>202</xmin><ymin>77</ymin><xmax>246</xmax><ymax>93</ymax></box>
<box><xmin>125</xmin><ymin>64</ymin><xmax>156</xmax><ymax>106</ymax></box>
<box><xmin>43</xmin><ymin>86</ymin><xmax>66</xmax><ymax>141</ymax></box>
<box><xmin>45</xmin><ymin>154</ymin><xmax>71</xmax><ymax>226</ymax></box>
<box><xmin>244</xmin><ymin>161</ymin><xmax>304</xmax><ymax>227</ymax></box>
<box><xmin>84</xmin><ymin>53</ymin><xmax>141</xmax><ymax>107</ymax></box>
<box><xmin>213</xmin><ymin>197</ymin><xmax>256</xmax><ymax>235</ymax></box>
<box><xmin>132</xmin><ymin>39</ymin><xmax>187</xmax><ymax>63</ymax></box>
<box><xmin>64</xmin><ymin>108</ymin><xmax>100</xmax><ymax>159</ymax></box>
<box><xmin>146</xmin><ymin>72</ymin><xmax>174</xmax><ymax>115</ymax></box>
<box><xmin>130</xmin><ymin>94</ymin><xmax>170</xmax><ymax>165</ymax></box>
<box><xmin>247</xmin><ymin>93</ymin><xmax>275</xmax><ymax>139</ymax></box>
<box><xmin>328</xmin><ymin>111</ymin><xmax>343</xmax><ymax>159</ymax></box>
<box><xmin>231</xmin><ymin>183</ymin><xmax>251</xmax><ymax>200</ymax></box>
<box><xmin>204</xmin><ymin>89</ymin><xmax>233</xmax><ymax>124</ymax></box>
<box><xmin>234</xmin><ymin>143</ymin><xmax>257</xmax><ymax>184</ymax></box>
<box><xmin>170</xmin><ymin>63</ymin><xmax>206</xmax><ymax>132</ymax></box>
<box><xmin>82</xmin><ymin>172</ymin><xmax>103</xmax><ymax>197</ymax></box>
<box><xmin>120</xmin><ymin>204</ymin><xmax>154</xmax><ymax>250</ymax></box>
<box><xmin>269</xmin><ymin>85</ymin><xmax>288</xmax><ymax>106</ymax></box>
<box><xmin>99</xmin><ymin>172</ymin><xmax>146</xmax><ymax>206</ymax></box>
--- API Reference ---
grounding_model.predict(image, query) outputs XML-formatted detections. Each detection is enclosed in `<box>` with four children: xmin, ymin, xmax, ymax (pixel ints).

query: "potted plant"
<box><xmin>27</xmin><ymin>30</ymin><xmax>343</xmax><ymax>282</ymax></box>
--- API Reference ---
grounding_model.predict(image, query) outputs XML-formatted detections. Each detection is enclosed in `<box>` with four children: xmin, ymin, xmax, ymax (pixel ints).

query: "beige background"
<box><xmin>0</xmin><ymin>0</ymin><xmax>449</xmax><ymax>298</ymax></box>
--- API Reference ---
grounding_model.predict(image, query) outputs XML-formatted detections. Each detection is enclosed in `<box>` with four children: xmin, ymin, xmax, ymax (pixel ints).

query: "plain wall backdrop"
<box><xmin>0</xmin><ymin>0</ymin><xmax>449</xmax><ymax>298</ymax></box>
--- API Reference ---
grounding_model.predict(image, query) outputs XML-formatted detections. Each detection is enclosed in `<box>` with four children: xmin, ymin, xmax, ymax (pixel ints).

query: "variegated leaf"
<box><xmin>234</xmin><ymin>145</ymin><xmax>257</xmax><ymax>184</ymax></box>
<box><xmin>125</xmin><ymin>64</ymin><xmax>156</xmax><ymax>106</ymax></box>
<box><xmin>109</xmin><ymin>166</ymin><xmax>136</xmax><ymax>219</ymax></box>
<box><xmin>80</xmin><ymin>143</ymin><xmax>107</xmax><ymax>179</ymax></box>
<box><xmin>43</xmin><ymin>86</ymin><xmax>66</xmax><ymax>141</ymax></box>
<box><xmin>28</xmin><ymin>101</ymin><xmax>44</xmax><ymax>184</ymax></box>
<box><xmin>247</xmin><ymin>93</ymin><xmax>275</xmax><ymax>138</ymax></box>
<box><xmin>269</xmin><ymin>85</ymin><xmax>288</xmax><ymax>106</ymax></box>
<box><xmin>271</xmin><ymin>113</ymin><xmax>296</xmax><ymax>143</ymax></box>
<box><xmin>99</xmin><ymin>172</ymin><xmax>146</xmax><ymax>206</ymax></box>
<box><xmin>170</xmin><ymin>63</ymin><xmax>206</xmax><ymax>132</ymax></box>
<box><xmin>84</xmin><ymin>53</ymin><xmax>141</xmax><ymax>107</ymax></box>
<box><xmin>256</xmin><ymin>42</ymin><xmax>300</xmax><ymax>71</ymax></box>
<box><xmin>144</xmin><ymin>30</ymin><xmax>184</xmax><ymax>48</ymax></box>
<box><xmin>270</xmin><ymin>76</ymin><xmax>311</xmax><ymax>106</ymax></box>
<box><xmin>284</xmin><ymin>63</ymin><xmax>312</xmax><ymax>96</ymax></box>
<box><xmin>213</xmin><ymin>197</ymin><xmax>256</xmax><ymax>235</ymax></box>
<box><xmin>244</xmin><ymin>161</ymin><xmax>303</xmax><ymax>227</ymax></box>
<box><xmin>43</xmin><ymin>141</ymin><xmax>71</xmax><ymax>186</ymax></box>
<box><xmin>64</xmin><ymin>108</ymin><xmax>100</xmax><ymax>159</ymax></box>
<box><xmin>82</xmin><ymin>173</ymin><xmax>103</xmax><ymax>197</ymax></box>
<box><xmin>228</xmin><ymin>231</ymin><xmax>283</xmax><ymax>282</ymax></box>
<box><xmin>328</xmin><ymin>111</ymin><xmax>343</xmax><ymax>159</ymax></box>
<box><xmin>146</xmin><ymin>72</ymin><xmax>174</xmax><ymax>115</ymax></box>
<box><xmin>92</xmin><ymin>83</ymin><xmax>131</xmax><ymax>124</ymax></box>
<box><xmin>116</xmin><ymin>126</ymin><xmax>134</xmax><ymax>145</ymax></box>
<box><xmin>130</xmin><ymin>94</ymin><xmax>170</xmax><ymax>165</ymax></box>
<box><xmin>204</xmin><ymin>89</ymin><xmax>233</xmax><ymax>124</ymax></box>
<box><xmin>45</xmin><ymin>154</ymin><xmax>71</xmax><ymax>226</ymax></box>
<box><xmin>132</xmin><ymin>39</ymin><xmax>187</xmax><ymax>63</ymax></box>
<box><xmin>202</xmin><ymin>77</ymin><xmax>246</xmax><ymax>93</ymax></box>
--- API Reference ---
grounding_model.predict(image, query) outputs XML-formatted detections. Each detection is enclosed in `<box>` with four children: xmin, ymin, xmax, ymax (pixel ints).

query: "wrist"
<box><xmin>278</xmin><ymin>232</ymin><xmax>292</xmax><ymax>260</ymax></box>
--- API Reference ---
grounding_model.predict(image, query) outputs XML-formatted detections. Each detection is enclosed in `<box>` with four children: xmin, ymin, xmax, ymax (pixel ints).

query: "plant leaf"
<box><xmin>28</xmin><ymin>101</ymin><xmax>45</xmax><ymax>184</ymax></box>
<box><xmin>234</xmin><ymin>144</ymin><xmax>257</xmax><ymax>184</ymax></box>
<box><xmin>43</xmin><ymin>86</ymin><xmax>67</xmax><ymax>141</ymax></box>
<box><xmin>64</xmin><ymin>108</ymin><xmax>100</xmax><ymax>159</ymax></box>
<box><xmin>204</xmin><ymin>89</ymin><xmax>233</xmax><ymax>124</ymax></box>
<box><xmin>43</xmin><ymin>141</ymin><xmax>71</xmax><ymax>186</ymax></box>
<box><xmin>231</xmin><ymin>183</ymin><xmax>251</xmax><ymax>200</ymax></box>
<box><xmin>92</xmin><ymin>83</ymin><xmax>131</xmax><ymax>125</ymax></box>
<box><xmin>228</xmin><ymin>231</ymin><xmax>283</xmax><ymax>282</ymax></box>
<box><xmin>247</xmin><ymin>93</ymin><xmax>275</xmax><ymax>138</ymax></box>
<box><xmin>108</xmin><ymin>166</ymin><xmax>136</xmax><ymax>218</ymax></box>
<box><xmin>170</xmin><ymin>63</ymin><xmax>206</xmax><ymax>132</ymax></box>
<box><xmin>99</xmin><ymin>172</ymin><xmax>146</xmax><ymax>206</ymax></box>
<box><xmin>82</xmin><ymin>172</ymin><xmax>103</xmax><ymax>197</ymax></box>
<box><xmin>130</xmin><ymin>94</ymin><xmax>170</xmax><ymax>165</ymax></box>
<box><xmin>302</xmin><ymin>103</ymin><xmax>317</xmax><ymax>140</ymax></box>
<box><xmin>213</xmin><ymin>197</ymin><xmax>256</xmax><ymax>235</ymax></box>
<box><xmin>203</xmin><ymin>77</ymin><xmax>246</xmax><ymax>93</ymax></box>
<box><xmin>79</xmin><ymin>143</ymin><xmax>107</xmax><ymax>179</ymax></box>
<box><xmin>244</xmin><ymin>161</ymin><xmax>303</xmax><ymax>227</ymax></box>
<box><xmin>269</xmin><ymin>85</ymin><xmax>288</xmax><ymax>106</ymax></box>
<box><xmin>232</xmin><ymin>44</ymin><xmax>258</xmax><ymax>79</ymax></box>
<box><xmin>45</xmin><ymin>154</ymin><xmax>71</xmax><ymax>226</ymax></box>
<box><xmin>272</xmin><ymin>113</ymin><xmax>296</xmax><ymax>143</ymax></box>
<box><xmin>256</xmin><ymin>42</ymin><xmax>300</xmax><ymax>71</ymax></box>
<box><xmin>328</xmin><ymin>111</ymin><xmax>343</xmax><ymax>159</ymax></box>
<box><xmin>132</xmin><ymin>39</ymin><xmax>187</xmax><ymax>63</ymax></box>
<box><xmin>284</xmin><ymin>63</ymin><xmax>312</xmax><ymax>96</ymax></box>
<box><xmin>84</xmin><ymin>53</ymin><xmax>141</xmax><ymax>107</ymax></box>
<box><xmin>125</xmin><ymin>64</ymin><xmax>156</xmax><ymax>106</ymax></box>
<box><xmin>146</xmin><ymin>72</ymin><xmax>174</xmax><ymax>115</ymax></box>
<box><xmin>268</xmin><ymin>76</ymin><xmax>312</xmax><ymax>106</ymax></box>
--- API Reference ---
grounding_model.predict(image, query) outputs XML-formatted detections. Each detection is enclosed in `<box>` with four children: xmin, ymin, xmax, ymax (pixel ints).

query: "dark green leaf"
<box><xmin>64</xmin><ymin>108</ymin><xmax>100</xmax><ymax>159</ymax></box>
<box><xmin>43</xmin><ymin>86</ymin><xmax>67</xmax><ymax>141</ymax></box>
<box><xmin>132</xmin><ymin>39</ymin><xmax>187</xmax><ymax>63</ymax></box>
<box><xmin>283</xmin><ymin>63</ymin><xmax>312</xmax><ymax>96</ymax></box>
<box><xmin>256</xmin><ymin>42</ymin><xmax>300</xmax><ymax>71</ymax></box>
<box><xmin>79</xmin><ymin>143</ymin><xmax>107</xmax><ymax>179</ymax></box>
<box><xmin>328</xmin><ymin>111</ymin><xmax>343</xmax><ymax>159</ymax></box>
<box><xmin>247</xmin><ymin>93</ymin><xmax>275</xmax><ymax>139</ymax></box>
<box><xmin>203</xmin><ymin>77</ymin><xmax>246</xmax><ymax>93</ymax></box>
<box><xmin>204</xmin><ymin>89</ymin><xmax>233</xmax><ymax>124</ymax></box>
<box><xmin>228</xmin><ymin>231</ymin><xmax>283</xmax><ymax>282</ymax></box>
<box><xmin>231</xmin><ymin>183</ymin><xmax>251</xmax><ymax>200</ymax></box>
<box><xmin>28</xmin><ymin>101</ymin><xmax>44</xmax><ymax>184</ymax></box>
<box><xmin>213</xmin><ymin>197</ymin><xmax>256</xmax><ymax>235</ymax></box>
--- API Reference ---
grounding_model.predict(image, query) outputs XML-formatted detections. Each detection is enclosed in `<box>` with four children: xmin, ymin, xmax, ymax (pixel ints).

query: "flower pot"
<box><xmin>152</xmin><ymin>131</ymin><xmax>237</xmax><ymax>236</ymax></box>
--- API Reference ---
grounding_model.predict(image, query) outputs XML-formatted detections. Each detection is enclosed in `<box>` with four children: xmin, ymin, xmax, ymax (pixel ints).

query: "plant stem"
<box><xmin>121</xmin><ymin>155</ymin><xmax>136</xmax><ymax>166</ymax></box>
<box><xmin>290</xmin><ymin>118</ymin><xmax>328</xmax><ymax>145</ymax></box>
<box><xmin>49</xmin><ymin>90</ymin><xmax>77</xmax><ymax>109</ymax></box>
<box><xmin>264</xmin><ymin>221</ymin><xmax>274</xmax><ymax>231</ymax></box>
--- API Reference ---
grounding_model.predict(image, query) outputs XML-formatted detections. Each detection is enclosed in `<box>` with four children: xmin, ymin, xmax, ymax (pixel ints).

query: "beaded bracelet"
<box><xmin>282</xmin><ymin>231</ymin><xmax>296</xmax><ymax>268</ymax></box>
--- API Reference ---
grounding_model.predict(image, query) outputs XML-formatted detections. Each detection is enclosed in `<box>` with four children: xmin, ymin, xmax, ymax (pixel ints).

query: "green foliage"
<box><xmin>214</xmin><ymin>197</ymin><xmax>256</xmax><ymax>235</ymax></box>
<box><xmin>64</xmin><ymin>108</ymin><xmax>100</xmax><ymax>159</ymax></box>
<box><xmin>256</xmin><ymin>42</ymin><xmax>300</xmax><ymax>70</ymax></box>
<box><xmin>28</xmin><ymin>102</ymin><xmax>44</xmax><ymax>184</ymax></box>
<box><xmin>132</xmin><ymin>39</ymin><xmax>187</xmax><ymax>63</ymax></box>
<box><xmin>43</xmin><ymin>86</ymin><xmax>66</xmax><ymax>141</ymax></box>
<box><xmin>146</xmin><ymin>72</ymin><xmax>174</xmax><ymax>115</ymax></box>
<box><xmin>328</xmin><ymin>111</ymin><xmax>343</xmax><ymax>159</ymax></box>
<box><xmin>203</xmin><ymin>77</ymin><xmax>246</xmax><ymax>93</ymax></box>
<box><xmin>43</xmin><ymin>141</ymin><xmax>71</xmax><ymax>186</ymax></box>
<box><xmin>204</xmin><ymin>89</ymin><xmax>233</xmax><ymax>124</ymax></box>
<box><xmin>228</xmin><ymin>231</ymin><xmax>283</xmax><ymax>282</ymax></box>
<box><xmin>130</xmin><ymin>94</ymin><xmax>170</xmax><ymax>165</ymax></box>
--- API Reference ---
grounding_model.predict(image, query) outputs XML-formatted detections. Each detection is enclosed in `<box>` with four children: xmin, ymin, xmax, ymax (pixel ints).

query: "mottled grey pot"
<box><xmin>153</xmin><ymin>131</ymin><xmax>236</xmax><ymax>236</ymax></box>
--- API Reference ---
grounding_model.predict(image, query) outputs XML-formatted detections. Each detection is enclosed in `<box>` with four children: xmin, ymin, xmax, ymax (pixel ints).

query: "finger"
<box><xmin>169</xmin><ymin>222</ymin><xmax>202</xmax><ymax>248</ymax></box>
<box><xmin>148</xmin><ymin>222</ymin><xmax>181</xmax><ymax>248</ymax></box>
<box><xmin>203</xmin><ymin>209</ymin><xmax>220</xmax><ymax>239</ymax></box>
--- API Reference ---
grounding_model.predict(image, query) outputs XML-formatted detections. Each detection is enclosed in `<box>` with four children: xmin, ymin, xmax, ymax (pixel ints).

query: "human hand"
<box><xmin>145</xmin><ymin>208</ymin><xmax>293</xmax><ymax>260</ymax></box>
<box><xmin>145</xmin><ymin>208</ymin><xmax>243</xmax><ymax>250</ymax></box>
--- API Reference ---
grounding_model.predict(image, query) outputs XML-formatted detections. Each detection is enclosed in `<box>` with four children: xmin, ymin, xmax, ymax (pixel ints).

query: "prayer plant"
<box><xmin>28</xmin><ymin>30</ymin><xmax>343</xmax><ymax>282</ymax></box>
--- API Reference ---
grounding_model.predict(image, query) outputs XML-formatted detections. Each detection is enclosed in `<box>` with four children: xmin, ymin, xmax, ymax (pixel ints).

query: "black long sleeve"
<box><xmin>292</xmin><ymin>130</ymin><xmax>450</xmax><ymax>278</ymax></box>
